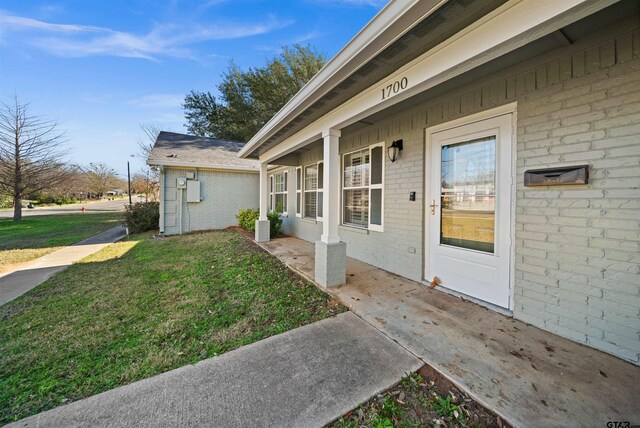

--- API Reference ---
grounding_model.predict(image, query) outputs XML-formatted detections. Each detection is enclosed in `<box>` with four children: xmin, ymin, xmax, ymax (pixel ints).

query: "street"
<box><xmin>0</xmin><ymin>197</ymin><xmax>134</xmax><ymax>219</ymax></box>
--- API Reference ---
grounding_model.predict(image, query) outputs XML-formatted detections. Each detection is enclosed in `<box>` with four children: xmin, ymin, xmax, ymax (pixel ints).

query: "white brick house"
<box><xmin>239</xmin><ymin>0</ymin><xmax>640</xmax><ymax>364</ymax></box>
<box><xmin>147</xmin><ymin>132</ymin><xmax>259</xmax><ymax>235</ymax></box>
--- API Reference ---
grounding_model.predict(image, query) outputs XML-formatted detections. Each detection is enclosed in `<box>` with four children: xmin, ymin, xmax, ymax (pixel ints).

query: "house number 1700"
<box><xmin>381</xmin><ymin>77</ymin><xmax>408</xmax><ymax>100</ymax></box>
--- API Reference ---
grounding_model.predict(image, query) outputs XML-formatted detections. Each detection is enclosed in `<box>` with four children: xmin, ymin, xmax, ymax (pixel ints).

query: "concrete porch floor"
<box><xmin>260</xmin><ymin>237</ymin><xmax>640</xmax><ymax>428</ymax></box>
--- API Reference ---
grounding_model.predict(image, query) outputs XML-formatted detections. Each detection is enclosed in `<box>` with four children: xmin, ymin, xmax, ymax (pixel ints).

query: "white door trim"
<box><xmin>424</xmin><ymin>103</ymin><xmax>516</xmax><ymax>309</ymax></box>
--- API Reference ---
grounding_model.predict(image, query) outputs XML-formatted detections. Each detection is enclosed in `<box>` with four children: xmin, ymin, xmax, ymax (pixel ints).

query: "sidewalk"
<box><xmin>8</xmin><ymin>312</ymin><xmax>422</xmax><ymax>428</ymax></box>
<box><xmin>0</xmin><ymin>226</ymin><xmax>127</xmax><ymax>306</ymax></box>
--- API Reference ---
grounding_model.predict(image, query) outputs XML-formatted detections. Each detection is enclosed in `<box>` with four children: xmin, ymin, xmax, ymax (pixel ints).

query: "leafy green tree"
<box><xmin>183</xmin><ymin>44</ymin><xmax>326</xmax><ymax>142</ymax></box>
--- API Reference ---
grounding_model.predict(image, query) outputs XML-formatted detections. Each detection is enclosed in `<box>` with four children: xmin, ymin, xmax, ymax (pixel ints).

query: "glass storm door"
<box><xmin>428</xmin><ymin>113</ymin><xmax>513</xmax><ymax>309</ymax></box>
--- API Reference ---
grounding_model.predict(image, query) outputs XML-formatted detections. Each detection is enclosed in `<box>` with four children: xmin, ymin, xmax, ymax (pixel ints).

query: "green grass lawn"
<box><xmin>0</xmin><ymin>212</ymin><xmax>123</xmax><ymax>267</ymax></box>
<box><xmin>0</xmin><ymin>230</ymin><xmax>344</xmax><ymax>424</ymax></box>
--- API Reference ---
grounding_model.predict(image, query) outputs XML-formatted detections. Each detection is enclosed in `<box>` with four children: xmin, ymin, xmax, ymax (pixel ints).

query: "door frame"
<box><xmin>423</xmin><ymin>102</ymin><xmax>517</xmax><ymax>311</ymax></box>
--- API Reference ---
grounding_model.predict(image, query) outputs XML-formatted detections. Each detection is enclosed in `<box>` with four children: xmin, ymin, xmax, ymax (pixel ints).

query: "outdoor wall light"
<box><xmin>387</xmin><ymin>139</ymin><xmax>403</xmax><ymax>163</ymax></box>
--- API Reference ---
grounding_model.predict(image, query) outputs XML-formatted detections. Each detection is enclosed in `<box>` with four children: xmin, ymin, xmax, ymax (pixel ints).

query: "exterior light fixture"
<box><xmin>387</xmin><ymin>139</ymin><xmax>403</xmax><ymax>163</ymax></box>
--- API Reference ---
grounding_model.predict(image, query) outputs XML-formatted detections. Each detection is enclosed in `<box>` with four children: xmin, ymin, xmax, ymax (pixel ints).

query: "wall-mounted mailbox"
<box><xmin>524</xmin><ymin>165</ymin><xmax>588</xmax><ymax>187</ymax></box>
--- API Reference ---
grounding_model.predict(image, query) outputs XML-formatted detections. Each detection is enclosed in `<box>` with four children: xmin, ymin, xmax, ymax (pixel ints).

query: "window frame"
<box><xmin>269</xmin><ymin>170</ymin><xmax>288</xmax><ymax>215</ymax></box>
<box><xmin>295</xmin><ymin>167</ymin><xmax>302</xmax><ymax>217</ymax></box>
<box><xmin>303</xmin><ymin>161</ymin><xmax>324</xmax><ymax>221</ymax></box>
<box><xmin>341</xmin><ymin>142</ymin><xmax>385</xmax><ymax>232</ymax></box>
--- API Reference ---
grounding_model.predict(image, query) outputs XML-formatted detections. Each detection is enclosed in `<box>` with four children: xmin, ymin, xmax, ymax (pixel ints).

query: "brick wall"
<box><xmin>279</xmin><ymin>23</ymin><xmax>639</xmax><ymax>363</ymax></box>
<box><xmin>163</xmin><ymin>168</ymin><xmax>259</xmax><ymax>235</ymax></box>
<box><xmin>514</xmin><ymin>60</ymin><xmax>640</xmax><ymax>363</ymax></box>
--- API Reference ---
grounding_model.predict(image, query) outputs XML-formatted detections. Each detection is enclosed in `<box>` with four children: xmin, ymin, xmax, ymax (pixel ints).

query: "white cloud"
<box><xmin>0</xmin><ymin>10</ymin><xmax>293</xmax><ymax>60</ymax></box>
<box><xmin>0</xmin><ymin>12</ymin><xmax>109</xmax><ymax>34</ymax></box>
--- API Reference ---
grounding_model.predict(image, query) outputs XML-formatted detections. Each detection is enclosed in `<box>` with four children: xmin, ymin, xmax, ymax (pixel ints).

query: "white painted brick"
<box><xmin>563</xmin><ymin>91</ymin><xmax>607</xmax><ymax>108</ymax></box>
<box><xmin>561</xmin><ymin>130</ymin><xmax>606</xmax><ymax>144</ymax></box>
<box><xmin>591</xmin><ymin>135</ymin><xmax>639</xmax><ymax>149</ymax></box>
<box><xmin>551</xmin><ymin>123</ymin><xmax>591</xmax><ymax>137</ymax></box>
<box><xmin>607</xmin><ymin>144</ymin><xmax>640</xmax><ymax>157</ymax></box>
<box><xmin>604</xmin><ymin>331</ymin><xmax>640</xmax><ymax>354</ymax></box>
<box><xmin>562</xmin><ymin>149</ymin><xmax>606</xmax><ymax>162</ymax></box>
<box><xmin>608</xmin><ymin>123</ymin><xmax>640</xmax><ymax>138</ymax></box>
<box><xmin>544</xmin><ymin>322</ymin><xmax>587</xmax><ymax>343</ymax></box>
<box><xmin>590</xmin><ymin>218</ymin><xmax>639</xmax><ymax>231</ymax></box>
<box><xmin>588</xmin><ymin>277</ymin><xmax>639</xmax><ymax>296</ymax></box>
<box><xmin>549</xmin><ymin>142</ymin><xmax>591</xmax><ymax>154</ymax></box>
<box><xmin>586</xmin><ymin>336</ymin><xmax>639</xmax><ymax>364</ymax></box>
<box><xmin>594</xmin><ymin>112</ymin><xmax>640</xmax><ymax>130</ymax></box>
<box><xmin>550</xmin><ymin>104</ymin><xmax>592</xmax><ymax>119</ymax></box>
<box><xmin>548</xmin><ymin>233</ymin><xmax>588</xmax><ymax>246</ymax></box>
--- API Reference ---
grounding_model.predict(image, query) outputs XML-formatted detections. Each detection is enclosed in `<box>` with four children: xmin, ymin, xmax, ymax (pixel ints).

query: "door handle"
<box><xmin>429</xmin><ymin>199</ymin><xmax>438</xmax><ymax>215</ymax></box>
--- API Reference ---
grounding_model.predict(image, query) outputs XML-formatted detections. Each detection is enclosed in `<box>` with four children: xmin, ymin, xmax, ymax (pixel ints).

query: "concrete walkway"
<box><xmin>8</xmin><ymin>312</ymin><xmax>422</xmax><ymax>428</ymax></box>
<box><xmin>261</xmin><ymin>237</ymin><xmax>640</xmax><ymax>428</ymax></box>
<box><xmin>0</xmin><ymin>226</ymin><xmax>127</xmax><ymax>306</ymax></box>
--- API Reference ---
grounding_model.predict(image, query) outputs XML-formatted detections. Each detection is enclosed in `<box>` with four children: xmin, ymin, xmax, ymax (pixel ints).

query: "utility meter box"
<box><xmin>186</xmin><ymin>180</ymin><xmax>201</xmax><ymax>203</ymax></box>
<box><xmin>176</xmin><ymin>177</ymin><xmax>187</xmax><ymax>189</ymax></box>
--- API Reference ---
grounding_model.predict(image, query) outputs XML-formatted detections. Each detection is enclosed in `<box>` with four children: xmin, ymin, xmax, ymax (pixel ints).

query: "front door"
<box><xmin>427</xmin><ymin>113</ymin><xmax>513</xmax><ymax>309</ymax></box>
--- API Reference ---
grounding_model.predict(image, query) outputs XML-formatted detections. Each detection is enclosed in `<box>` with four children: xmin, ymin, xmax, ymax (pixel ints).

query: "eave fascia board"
<box><xmin>147</xmin><ymin>159</ymin><xmax>259</xmax><ymax>173</ymax></box>
<box><xmin>258</xmin><ymin>0</ymin><xmax>616</xmax><ymax>163</ymax></box>
<box><xmin>238</xmin><ymin>0</ymin><xmax>447</xmax><ymax>159</ymax></box>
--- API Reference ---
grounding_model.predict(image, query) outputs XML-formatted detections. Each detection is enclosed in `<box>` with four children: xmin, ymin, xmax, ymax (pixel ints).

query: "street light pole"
<box><xmin>127</xmin><ymin>161</ymin><xmax>132</xmax><ymax>205</ymax></box>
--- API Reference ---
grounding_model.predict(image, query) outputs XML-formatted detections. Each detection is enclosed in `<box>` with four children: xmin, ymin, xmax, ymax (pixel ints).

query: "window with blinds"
<box><xmin>342</xmin><ymin>143</ymin><xmax>384</xmax><ymax>231</ymax></box>
<box><xmin>303</xmin><ymin>162</ymin><xmax>324</xmax><ymax>220</ymax></box>
<box><xmin>269</xmin><ymin>171</ymin><xmax>287</xmax><ymax>213</ymax></box>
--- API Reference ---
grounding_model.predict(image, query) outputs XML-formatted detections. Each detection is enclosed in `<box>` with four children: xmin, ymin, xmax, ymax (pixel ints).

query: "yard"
<box><xmin>0</xmin><ymin>212</ymin><xmax>123</xmax><ymax>268</ymax></box>
<box><xmin>0</xmin><ymin>230</ymin><xmax>344</xmax><ymax>424</ymax></box>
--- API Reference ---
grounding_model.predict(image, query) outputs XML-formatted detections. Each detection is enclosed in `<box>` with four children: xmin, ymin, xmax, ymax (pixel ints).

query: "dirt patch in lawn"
<box><xmin>330</xmin><ymin>365</ymin><xmax>510</xmax><ymax>428</ymax></box>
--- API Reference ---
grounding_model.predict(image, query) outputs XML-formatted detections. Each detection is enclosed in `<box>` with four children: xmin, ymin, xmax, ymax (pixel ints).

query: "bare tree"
<box><xmin>84</xmin><ymin>162</ymin><xmax>119</xmax><ymax>198</ymax></box>
<box><xmin>136</xmin><ymin>123</ymin><xmax>161</xmax><ymax>201</ymax></box>
<box><xmin>132</xmin><ymin>169</ymin><xmax>159</xmax><ymax>202</ymax></box>
<box><xmin>0</xmin><ymin>96</ymin><xmax>72</xmax><ymax>221</ymax></box>
<box><xmin>137</xmin><ymin>123</ymin><xmax>161</xmax><ymax>160</ymax></box>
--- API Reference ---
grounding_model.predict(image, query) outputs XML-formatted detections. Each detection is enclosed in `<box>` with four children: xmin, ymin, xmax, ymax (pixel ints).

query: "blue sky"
<box><xmin>0</xmin><ymin>0</ymin><xmax>384</xmax><ymax>176</ymax></box>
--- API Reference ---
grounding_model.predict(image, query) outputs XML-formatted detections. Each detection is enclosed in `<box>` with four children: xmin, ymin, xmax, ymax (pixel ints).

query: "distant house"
<box><xmin>147</xmin><ymin>131</ymin><xmax>260</xmax><ymax>235</ymax></box>
<box><xmin>238</xmin><ymin>0</ymin><xmax>640</xmax><ymax>364</ymax></box>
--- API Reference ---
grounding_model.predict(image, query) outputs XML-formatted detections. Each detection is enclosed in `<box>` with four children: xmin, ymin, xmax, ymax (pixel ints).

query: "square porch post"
<box><xmin>255</xmin><ymin>162</ymin><xmax>270</xmax><ymax>242</ymax></box>
<box><xmin>315</xmin><ymin>128</ymin><xmax>346</xmax><ymax>287</ymax></box>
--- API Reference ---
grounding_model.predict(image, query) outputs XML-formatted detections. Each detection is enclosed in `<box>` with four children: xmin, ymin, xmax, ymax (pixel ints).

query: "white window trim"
<box><xmin>269</xmin><ymin>171</ymin><xmax>288</xmax><ymax>215</ymax></box>
<box><xmin>269</xmin><ymin>175</ymin><xmax>274</xmax><ymax>211</ymax></box>
<box><xmin>295</xmin><ymin>167</ymin><xmax>302</xmax><ymax>217</ymax></box>
<box><xmin>317</xmin><ymin>161</ymin><xmax>324</xmax><ymax>222</ymax></box>
<box><xmin>341</xmin><ymin>142</ymin><xmax>385</xmax><ymax>232</ymax></box>
<box><xmin>303</xmin><ymin>161</ymin><xmax>324</xmax><ymax>222</ymax></box>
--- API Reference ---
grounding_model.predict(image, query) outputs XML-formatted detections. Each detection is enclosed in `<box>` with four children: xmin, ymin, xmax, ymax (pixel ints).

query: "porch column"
<box><xmin>255</xmin><ymin>162</ymin><xmax>270</xmax><ymax>242</ymax></box>
<box><xmin>315</xmin><ymin>128</ymin><xmax>346</xmax><ymax>287</ymax></box>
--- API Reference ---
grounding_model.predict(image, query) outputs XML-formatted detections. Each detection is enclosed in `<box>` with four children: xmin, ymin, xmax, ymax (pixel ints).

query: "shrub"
<box><xmin>123</xmin><ymin>202</ymin><xmax>160</xmax><ymax>234</ymax></box>
<box><xmin>0</xmin><ymin>196</ymin><xmax>11</xmax><ymax>209</ymax></box>
<box><xmin>268</xmin><ymin>210</ymin><xmax>282</xmax><ymax>237</ymax></box>
<box><xmin>236</xmin><ymin>208</ymin><xmax>283</xmax><ymax>237</ymax></box>
<box><xmin>237</xmin><ymin>208</ymin><xmax>260</xmax><ymax>233</ymax></box>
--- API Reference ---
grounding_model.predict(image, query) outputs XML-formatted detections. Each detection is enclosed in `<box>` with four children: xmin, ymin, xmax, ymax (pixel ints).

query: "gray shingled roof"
<box><xmin>147</xmin><ymin>131</ymin><xmax>260</xmax><ymax>171</ymax></box>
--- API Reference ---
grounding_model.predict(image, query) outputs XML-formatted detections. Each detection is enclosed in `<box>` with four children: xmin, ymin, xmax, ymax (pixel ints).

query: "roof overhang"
<box><xmin>238</xmin><ymin>0</ymin><xmax>448</xmax><ymax>159</ymax></box>
<box><xmin>147</xmin><ymin>159</ymin><xmax>259</xmax><ymax>173</ymax></box>
<box><xmin>240</xmin><ymin>0</ymin><xmax>618</xmax><ymax>163</ymax></box>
